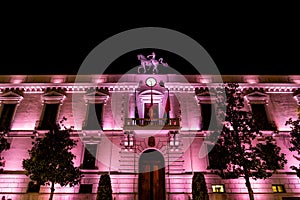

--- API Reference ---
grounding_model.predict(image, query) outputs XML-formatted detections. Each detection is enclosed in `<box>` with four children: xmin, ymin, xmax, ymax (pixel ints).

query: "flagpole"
<box><xmin>134</xmin><ymin>88</ymin><xmax>139</xmax><ymax>125</ymax></box>
<box><xmin>166</xmin><ymin>88</ymin><xmax>170</xmax><ymax>124</ymax></box>
<box><xmin>149</xmin><ymin>85</ymin><xmax>154</xmax><ymax>120</ymax></box>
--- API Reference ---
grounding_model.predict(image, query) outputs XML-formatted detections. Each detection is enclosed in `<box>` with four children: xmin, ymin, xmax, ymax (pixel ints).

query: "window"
<box><xmin>0</xmin><ymin>103</ymin><xmax>17</xmax><ymax>131</ymax></box>
<box><xmin>245</xmin><ymin>91</ymin><xmax>273</xmax><ymax>130</ymax></box>
<box><xmin>79</xmin><ymin>184</ymin><xmax>93</xmax><ymax>193</ymax></box>
<box><xmin>82</xmin><ymin>144</ymin><xmax>97</xmax><ymax>169</ymax></box>
<box><xmin>144</xmin><ymin>103</ymin><xmax>159</xmax><ymax>119</ymax></box>
<box><xmin>272</xmin><ymin>184</ymin><xmax>285</xmax><ymax>193</ymax></box>
<box><xmin>27</xmin><ymin>181</ymin><xmax>40</xmax><ymax>193</ymax></box>
<box><xmin>37</xmin><ymin>103</ymin><xmax>60</xmax><ymax>130</ymax></box>
<box><xmin>84</xmin><ymin>103</ymin><xmax>103</xmax><ymax>130</ymax></box>
<box><xmin>212</xmin><ymin>184</ymin><xmax>225</xmax><ymax>193</ymax></box>
<box><xmin>207</xmin><ymin>143</ymin><xmax>228</xmax><ymax>170</ymax></box>
<box><xmin>83</xmin><ymin>89</ymin><xmax>109</xmax><ymax>130</ymax></box>
<box><xmin>200</xmin><ymin>103</ymin><xmax>217</xmax><ymax>131</ymax></box>
<box><xmin>251</xmin><ymin>104</ymin><xmax>272</xmax><ymax>130</ymax></box>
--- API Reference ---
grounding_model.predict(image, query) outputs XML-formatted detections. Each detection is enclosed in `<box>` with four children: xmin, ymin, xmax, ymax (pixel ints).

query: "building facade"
<box><xmin>0</xmin><ymin>74</ymin><xmax>300</xmax><ymax>200</ymax></box>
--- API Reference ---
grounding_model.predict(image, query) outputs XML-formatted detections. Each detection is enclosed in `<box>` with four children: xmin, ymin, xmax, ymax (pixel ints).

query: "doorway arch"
<box><xmin>138</xmin><ymin>149</ymin><xmax>166</xmax><ymax>200</ymax></box>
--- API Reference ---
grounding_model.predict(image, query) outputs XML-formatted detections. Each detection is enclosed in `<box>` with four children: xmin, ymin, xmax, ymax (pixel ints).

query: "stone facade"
<box><xmin>0</xmin><ymin>74</ymin><xmax>300</xmax><ymax>200</ymax></box>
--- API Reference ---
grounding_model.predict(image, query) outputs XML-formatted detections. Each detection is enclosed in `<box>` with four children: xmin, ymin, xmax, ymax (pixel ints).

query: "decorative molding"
<box><xmin>41</xmin><ymin>90</ymin><xmax>66</xmax><ymax>104</ymax></box>
<box><xmin>0</xmin><ymin>90</ymin><xmax>23</xmax><ymax>104</ymax></box>
<box><xmin>84</xmin><ymin>89</ymin><xmax>110</xmax><ymax>104</ymax></box>
<box><xmin>195</xmin><ymin>88</ymin><xmax>216</xmax><ymax>104</ymax></box>
<box><xmin>293</xmin><ymin>93</ymin><xmax>300</xmax><ymax>105</ymax></box>
<box><xmin>138</xmin><ymin>89</ymin><xmax>164</xmax><ymax>104</ymax></box>
<box><xmin>244</xmin><ymin>91</ymin><xmax>270</xmax><ymax>105</ymax></box>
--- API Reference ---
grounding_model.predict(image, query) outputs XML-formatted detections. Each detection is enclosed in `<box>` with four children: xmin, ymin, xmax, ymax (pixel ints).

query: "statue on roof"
<box><xmin>137</xmin><ymin>52</ymin><xmax>169</xmax><ymax>74</ymax></box>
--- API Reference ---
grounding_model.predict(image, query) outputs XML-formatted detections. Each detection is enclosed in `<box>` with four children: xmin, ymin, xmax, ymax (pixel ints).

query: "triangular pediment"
<box><xmin>85</xmin><ymin>90</ymin><xmax>110</xmax><ymax>97</ymax></box>
<box><xmin>41</xmin><ymin>90</ymin><xmax>66</xmax><ymax>103</ymax></box>
<box><xmin>293</xmin><ymin>93</ymin><xmax>300</xmax><ymax>104</ymax></box>
<box><xmin>246</xmin><ymin>91</ymin><xmax>268</xmax><ymax>98</ymax></box>
<box><xmin>245</xmin><ymin>91</ymin><xmax>269</xmax><ymax>104</ymax></box>
<box><xmin>196</xmin><ymin>90</ymin><xmax>211</xmax><ymax>97</ymax></box>
<box><xmin>0</xmin><ymin>91</ymin><xmax>23</xmax><ymax>103</ymax></box>
<box><xmin>84</xmin><ymin>90</ymin><xmax>110</xmax><ymax>104</ymax></box>
<box><xmin>195</xmin><ymin>90</ymin><xmax>216</xmax><ymax>103</ymax></box>
<box><xmin>0</xmin><ymin>91</ymin><xmax>23</xmax><ymax>98</ymax></box>
<box><xmin>43</xmin><ymin>90</ymin><xmax>65</xmax><ymax>97</ymax></box>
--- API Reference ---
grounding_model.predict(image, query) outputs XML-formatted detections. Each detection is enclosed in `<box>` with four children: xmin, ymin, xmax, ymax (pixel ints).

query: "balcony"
<box><xmin>124</xmin><ymin>118</ymin><xmax>180</xmax><ymax>130</ymax></box>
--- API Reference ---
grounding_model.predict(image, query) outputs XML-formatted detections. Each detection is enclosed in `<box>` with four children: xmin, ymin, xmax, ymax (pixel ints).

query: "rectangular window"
<box><xmin>144</xmin><ymin>103</ymin><xmax>159</xmax><ymax>119</ymax></box>
<box><xmin>272</xmin><ymin>184</ymin><xmax>285</xmax><ymax>193</ymax></box>
<box><xmin>82</xmin><ymin>144</ymin><xmax>97</xmax><ymax>169</ymax></box>
<box><xmin>251</xmin><ymin>104</ymin><xmax>271</xmax><ymax>130</ymax></box>
<box><xmin>207</xmin><ymin>143</ymin><xmax>227</xmax><ymax>170</ymax></box>
<box><xmin>38</xmin><ymin>103</ymin><xmax>59</xmax><ymax>130</ymax></box>
<box><xmin>84</xmin><ymin>103</ymin><xmax>103</xmax><ymax>130</ymax></box>
<box><xmin>212</xmin><ymin>184</ymin><xmax>225</xmax><ymax>193</ymax></box>
<box><xmin>79</xmin><ymin>184</ymin><xmax>93</xmax><ymax>193</ymax></box>
<box><xmin>201</xmin><ymin>103</ymin><xmax>217</xmax><ymax>130</ymax></box>
<box><xmin>0</xmin><ymin>103</ymin><xmax>17</xmax><ymax>131</ymax></box>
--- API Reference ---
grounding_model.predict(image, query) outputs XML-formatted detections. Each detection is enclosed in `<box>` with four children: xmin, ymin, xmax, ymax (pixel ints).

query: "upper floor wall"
<box><xmin>0</xmin><ymin>74</ymin><xmax>299</xmax><ymax>132</ymax></box>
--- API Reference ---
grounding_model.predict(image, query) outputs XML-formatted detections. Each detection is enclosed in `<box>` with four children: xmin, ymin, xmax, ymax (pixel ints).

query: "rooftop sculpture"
<box><xmin>137</xmin><ymin>52</ymin><xmax>169</xmax><ymax>74</ymax></box>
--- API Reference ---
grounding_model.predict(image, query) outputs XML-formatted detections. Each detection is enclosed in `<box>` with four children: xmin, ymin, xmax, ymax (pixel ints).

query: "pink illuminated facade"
<box><xmin>1</xmin><ymin>74</ymin><xmax>300</xmax><ymax>200</ymax></box>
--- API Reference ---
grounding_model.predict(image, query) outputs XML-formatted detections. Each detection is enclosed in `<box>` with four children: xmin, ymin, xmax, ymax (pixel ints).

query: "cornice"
<box><xmin>1</xmin><ymin>75</ymin><xmax>300</xmax><ymax>93</ymax></box>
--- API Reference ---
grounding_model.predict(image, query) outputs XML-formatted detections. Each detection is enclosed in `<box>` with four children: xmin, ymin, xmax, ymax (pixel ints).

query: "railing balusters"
<box><xmin>124</xmin><ymin>118</ymin><xmax>180</xmax><ymax>129</ymax></box>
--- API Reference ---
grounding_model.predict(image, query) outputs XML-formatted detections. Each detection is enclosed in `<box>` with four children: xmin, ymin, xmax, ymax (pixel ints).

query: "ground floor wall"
<box><xmin>1</xmin><ymin>173</ymin><xmax>300</xmax><ymax>200</ymax></box>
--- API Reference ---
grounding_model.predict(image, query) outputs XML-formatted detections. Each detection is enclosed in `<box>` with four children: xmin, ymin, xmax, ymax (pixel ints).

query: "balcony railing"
<box><xmin>124</xmin><ymin>118</ymin><xmax>180</xmax><ymax>130</ymax></box>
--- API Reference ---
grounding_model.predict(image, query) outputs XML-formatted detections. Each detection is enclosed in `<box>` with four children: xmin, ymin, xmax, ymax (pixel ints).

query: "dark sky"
<box><xmin>0</xmin><ymin>6</ymin><xmax>299</xmax><ymax>76</ymax></box>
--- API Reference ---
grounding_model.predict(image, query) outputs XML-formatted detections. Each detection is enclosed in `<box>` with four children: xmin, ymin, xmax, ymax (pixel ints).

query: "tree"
<box><xmin>285</xmin><ymin>117</ymin><xmax>300</xmax><ymax>178</ymax></box>
<box><xmin>22</xmin><ymin>118</ymin><xmax>81</xmax><ymax>200</ymax></box>
<box><xmin>192</xmin><ymin>172</ymin><xmax>209</xmax><ymax>200</ymax></box>
<box><xmin>96</xmin><ymin>173</ymin><xmax>113</xmax><ymax>200</ymax></box>
<box><xmin>208</xmin><ymin>83</ymin><xmax>287</xmax><ymax>200</ymax></box>
<box><xmin>0</xmin><ymin>130</ymin><xmax>10</xmax><ymax>172</ymax></box>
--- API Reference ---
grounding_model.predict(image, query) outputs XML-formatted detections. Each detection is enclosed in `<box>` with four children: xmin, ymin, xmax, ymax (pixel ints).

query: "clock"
<box><xmin>145</xmin><ymin>77</ymin><xmax>157</xmax><ymax>87</ymax></box>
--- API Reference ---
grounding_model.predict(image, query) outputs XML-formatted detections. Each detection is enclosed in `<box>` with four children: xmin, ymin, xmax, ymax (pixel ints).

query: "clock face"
<box><xmin>146</xmin><ymin>77</ymin><xmax>157</xmax><ymax>87</ymax></box>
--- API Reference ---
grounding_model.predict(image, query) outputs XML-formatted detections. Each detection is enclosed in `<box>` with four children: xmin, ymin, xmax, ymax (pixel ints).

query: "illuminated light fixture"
<box><xmin>124</xmin><ymin>131</ymin><xmax>134</xmax><ymax>150</ymax></box>
<box><xmin>199</xmin><ymin>77</ymin><xmax>212</xmax><ymax>84</ymax></box>
<box><xmin>11</xmin><ymin>78</ymin><xmax>24</xmax><ymax>84</ymax></box>
<box><xmin>272</xmin><ymin>184</ymin><xmax>285</xmax><ymax>193</ymax></box>
<box><xmin>244</xmin><ymin>76</ymin><xmax>259</xmax><ymax>84</ymax></box>
<box><xmin>212</xmin><ymin>184</ymin><xmax>225</xmax><ymax>193</ymax></box>
<box><xmin>169</xmin><ymin>131</ymin><xmax>180</xmax><ymax>151</ymax></box>
<box><xmin>51</xmin><ymin>76</ymin><xmax>66</xmax><ymax>84</ymax></box>
<box><xmin>93</xmin><ymin>78</ymin><xmax>105</xmax><ymax>83</ymax></box>
<box><xmin>289</xmin><ymin>76</ymin><xmax>300</xmax><ymax>84</ymax></box>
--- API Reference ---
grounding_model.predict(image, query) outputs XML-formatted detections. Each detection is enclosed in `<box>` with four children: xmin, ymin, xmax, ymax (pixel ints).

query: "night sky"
<box><xmin>0</xmin><ymin>7</ymin><xmax>299</xmax><ymax>76</ymax></box>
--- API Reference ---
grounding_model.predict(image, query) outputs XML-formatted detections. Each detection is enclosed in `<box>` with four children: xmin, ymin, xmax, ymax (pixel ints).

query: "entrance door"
<box><xmin>138</xmin><ymin>149</ymin><xmax>165</xmax><ymax>200</ymax></box>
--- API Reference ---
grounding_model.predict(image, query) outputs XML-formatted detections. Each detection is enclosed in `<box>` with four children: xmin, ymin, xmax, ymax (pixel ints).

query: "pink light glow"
<box><xmin>51</xmin><ymin>76</ymin><xmax>66</xmax><ymax>83</ymax></box>
<box><xmin>244</xmin><ymin>76</ymin><xmax>259</xmax><ymax>84</ymax></box>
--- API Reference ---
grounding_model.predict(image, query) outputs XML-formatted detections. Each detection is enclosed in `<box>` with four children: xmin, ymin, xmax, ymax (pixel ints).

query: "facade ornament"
<box><xmin>137</xmin><ymin>52</ymin><xmax>169</xmax><ymax>74</ymax></box>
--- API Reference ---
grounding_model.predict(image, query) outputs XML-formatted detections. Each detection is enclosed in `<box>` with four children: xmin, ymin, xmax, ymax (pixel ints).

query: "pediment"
<box><xmin>293</xmin><ymin>93</ymin><xmax>300</xmax><ymax>104</ymax></box>
<box><xmin>84</xmin><ymin>90</ymin><xmax>110</xmax><ymax>104</ymax></box>
<box><xmin>42</xmin><ymin>91</ymin><xmax>66</xmax><ymax>103</ymax></box>
<box><xmin>0</xmin><ymin>91</ymin><xmax>23</xmax><ymax>103</ymax></box>
<box><xmin>245</xmin><ymin>91</ymin><xmax>269</xmax><ymax>104</ymax></box>
<box><xmin>195</xmin><ymin>90</ymin><xmax>216</xmax><ymax>103</ymax></box>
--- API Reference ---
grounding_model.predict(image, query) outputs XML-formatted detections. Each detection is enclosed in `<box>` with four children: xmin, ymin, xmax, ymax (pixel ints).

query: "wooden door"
<box><xmin>139</xmin><ymin>150</ymin><xmax>165</xmax><ymax>200</ymax></box>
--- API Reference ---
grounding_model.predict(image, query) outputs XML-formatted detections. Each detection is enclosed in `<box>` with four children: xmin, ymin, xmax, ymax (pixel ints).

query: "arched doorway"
<box><xmin>138</xmin><ymin>149</ymin><xmax>166</xmax><ymax>200</ymax></box>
